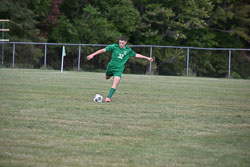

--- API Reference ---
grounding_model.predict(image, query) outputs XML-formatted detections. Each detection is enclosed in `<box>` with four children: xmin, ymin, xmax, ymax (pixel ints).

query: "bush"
<box><xmin>231</xmin><ymin>72</ymin><xmax>241</xmax><ymax>79</ymax></box>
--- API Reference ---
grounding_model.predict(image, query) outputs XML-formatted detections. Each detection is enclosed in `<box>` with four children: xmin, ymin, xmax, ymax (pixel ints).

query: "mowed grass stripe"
<box><xmin>0</xmin><ymin>68</ymin><xmax>250</xmax><ymax>167</ymax></box>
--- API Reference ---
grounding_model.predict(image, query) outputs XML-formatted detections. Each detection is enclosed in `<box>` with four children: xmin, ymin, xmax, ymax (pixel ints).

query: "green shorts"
<box><xmin>106</xmin><ymin>69</ymin><xmax>122</xmax><ymax>78</ymax></box>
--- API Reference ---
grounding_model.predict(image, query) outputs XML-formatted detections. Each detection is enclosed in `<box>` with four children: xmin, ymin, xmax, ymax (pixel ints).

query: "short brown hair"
<box><xmin>119</xmin><ymin>36</ymin><xmax>127</xmax><ymax>41</ymax></box>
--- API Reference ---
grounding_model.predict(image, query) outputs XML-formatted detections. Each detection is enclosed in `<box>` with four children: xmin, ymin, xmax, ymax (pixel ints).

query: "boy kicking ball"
<box><xmin>87</xmin><ymin>36</ymin><xmax>153</xmax><ymax>102</ymax></box>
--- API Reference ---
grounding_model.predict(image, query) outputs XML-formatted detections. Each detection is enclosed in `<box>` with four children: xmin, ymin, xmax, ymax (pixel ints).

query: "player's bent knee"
<box><xmin>112</xmin><ymin>77</ymin><xmax>121</xmax><ymax>89</ymax></box>
<box><xmin>114</xmin><ymin>76</ymin><xmax>121</xmax><ymax>81</ymax></box>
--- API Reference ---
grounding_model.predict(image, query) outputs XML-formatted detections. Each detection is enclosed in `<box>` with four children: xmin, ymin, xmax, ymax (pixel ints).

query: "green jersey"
<box><xmin>105</xmin><ymin>44</ymin><xmax>136</xmax><ymax>72</ymax></box>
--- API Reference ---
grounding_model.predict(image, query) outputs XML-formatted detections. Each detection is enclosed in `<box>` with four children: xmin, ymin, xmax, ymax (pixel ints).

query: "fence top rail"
<box><xmin>1</xmin><ymin>41</ymin><xmax>250</xmax><ymax>51</ymax></box>
<box><xmin>0</xmin><ymin>19</ymin><xmax>10</xmax><ymax>22</ymax></box>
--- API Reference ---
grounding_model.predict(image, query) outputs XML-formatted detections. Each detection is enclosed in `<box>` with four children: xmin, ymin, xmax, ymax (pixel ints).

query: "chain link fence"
<box><xmin>1</xmin><ymin>42</ymin><xmax>250</xmax><ymax>79</ymax></box>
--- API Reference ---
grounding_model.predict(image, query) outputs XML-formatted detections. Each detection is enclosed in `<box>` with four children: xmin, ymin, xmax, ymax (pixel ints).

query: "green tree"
<box><xmin>208</xmin><ymin>0</ymin><xmax>250</xmax><ymax>47</ymax></box>
<box><xmin>191</xmin><ymin>0</ymin><xmax>250</xmax><ymax>78</ymax></box>
<box><xmin>1</xmin><ymin>0</ymin><xmax>249</xmax><ymax>77</ymax></box>
<box><xmin>133</xmin><ymin>0</ymin><xmax>214</xmax><ymax>75</ymax></box>
<box><xmin>47</xmin><ymin>2</ymin><xmax>121</xmax><ymax>70</ymax></box>
<box><xmin>48</xmin><ymin>15</ymin><xmax>79</xmax><ymax>43</ymax></box>
<box><xmin>0</xmin><ymin>0</ymin><xmax>45</xmax><ymax>42</ymax></box>
<box><xmin>28</xmin><ymin>0</ymin><xmax>51</xmax><ymax>21</ymax></box>
<box><xmin>0</xmin><ymin>0</ymin><xmax>45</xmax><ymax>68</ymax></box>
<box><xmin>135</xmin><ymin>0</ymin><xmax>213</xmax><ymax>44</ymax></box>
<box><xmin>106</xmin><ymin>0</ymin><xmax>141</xmax><ymax>38</ymax></box>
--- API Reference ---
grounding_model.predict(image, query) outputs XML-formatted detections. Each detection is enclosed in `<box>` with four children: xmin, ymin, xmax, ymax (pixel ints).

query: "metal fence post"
<box><xmin>228</xmin><ymin>50</ymin><xmax>231</xmax><ymax>78</ymax></box>
<box><xmin>44</xmin><ymin>44</ymin><xmax>47</xmax><ymax>69</ymax></box>
<box><xmin>78</xmin><ymin>45</ymin><xmax>81</xmax><ymax>71</ymax></box>
<box><xmin>149</xmin><ymin>46</ymin><xmax>152</xmax><ymax>74</ymax></box>
<box><xmin>186</xmin><ymin>48</ymin><xmax>190</xmax><ymax>76</ymax></box>
<box><xmin>1</xmin><ymin>22</ymin><xmax>4</xmax><ymax>64</ymax></box>
<box><xmin>12</xmin><ymin>43</ymin><xmax>15</xmax><ymax>68</ymax></box>
<box><xmin>1</xmin><ymin>19</ymin><xmax>10</xmax><ymax>64</ymax></box>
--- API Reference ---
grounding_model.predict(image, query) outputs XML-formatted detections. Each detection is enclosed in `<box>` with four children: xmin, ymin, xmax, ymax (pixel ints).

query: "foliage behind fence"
<box><xmin>1</xmin><ymin>42</ymin><xmax>250</xmax><ymax>79</ymax></box>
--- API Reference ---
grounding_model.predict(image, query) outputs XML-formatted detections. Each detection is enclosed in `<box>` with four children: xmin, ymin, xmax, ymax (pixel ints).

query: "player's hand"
<box><xmin>87</xmin><ymin>55</ymin><xmax>94</xmax><ymax>61</ymax></box>
<box><xmin>148</xmin><ymin>57</ymin><xmax>153</xmax><ymax>62</ymax></box>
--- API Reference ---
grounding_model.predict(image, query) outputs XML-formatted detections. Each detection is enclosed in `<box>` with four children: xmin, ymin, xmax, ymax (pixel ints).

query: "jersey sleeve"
<box><xmin>129</xmin><ymin>49</ymin><xmax>136</xmax><ymax>57</ymax></box>
<box><xmin>105</xmin><ymin>44</ymin><xmax>116</xmax><ymax>52</ymax></box>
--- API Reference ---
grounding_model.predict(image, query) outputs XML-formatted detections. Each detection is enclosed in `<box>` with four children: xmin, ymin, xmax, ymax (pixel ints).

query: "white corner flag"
<box><xmin>61</xmin><ymin>46</ymin><xmax>66</xmax><ymax>73</ymax></box>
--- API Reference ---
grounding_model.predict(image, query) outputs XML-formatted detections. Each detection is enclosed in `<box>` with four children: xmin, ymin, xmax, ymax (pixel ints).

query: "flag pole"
<box><xmin>61</xmin><ymin>46</ymin><xmax>66</xmax><ymax>73</ymax></box>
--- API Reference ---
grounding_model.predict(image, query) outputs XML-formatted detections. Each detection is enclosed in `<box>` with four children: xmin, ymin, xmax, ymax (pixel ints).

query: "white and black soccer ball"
<box><xmin>93</xmin><ymin>94</ymin><xmax>103</xmax><ymax>102</ymax></box>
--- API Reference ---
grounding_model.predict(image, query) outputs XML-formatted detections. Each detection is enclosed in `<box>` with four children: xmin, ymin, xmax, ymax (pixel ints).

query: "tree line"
<box><xmin>0</xmin><ymin>0</ymin><xmax>249</xmax><ymax>78</ymax></box>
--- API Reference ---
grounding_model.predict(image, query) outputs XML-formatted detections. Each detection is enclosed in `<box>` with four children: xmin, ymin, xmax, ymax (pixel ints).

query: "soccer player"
<box><xmin>87</xmin><ymin>36</ymin><xmax>153</xmax><ymax>102</ymax></box>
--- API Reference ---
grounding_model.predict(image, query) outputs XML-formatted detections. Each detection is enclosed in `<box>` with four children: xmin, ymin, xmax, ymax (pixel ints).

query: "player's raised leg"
<box><xmin>106</xmin><ymin>75</ymin><xmax>111</xmax><ymax>80</ymax></box>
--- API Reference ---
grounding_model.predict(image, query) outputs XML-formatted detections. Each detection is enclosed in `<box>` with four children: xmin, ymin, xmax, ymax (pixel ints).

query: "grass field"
<box><xmin>0</xmin><ymin>68</ymin><xmax>250</xmax><ymax>167</ymax></box>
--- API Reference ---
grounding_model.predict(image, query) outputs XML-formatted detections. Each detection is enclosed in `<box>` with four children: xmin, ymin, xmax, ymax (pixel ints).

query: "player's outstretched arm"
<box><xmin>135</xmin><ymin>54</ymin><xmax>153</xmax><ymax>62</ymax></box>
<box><xmin>87</xmin><ymin>48</ymin><xmax>106</xmax><ymax>61</ymax></box>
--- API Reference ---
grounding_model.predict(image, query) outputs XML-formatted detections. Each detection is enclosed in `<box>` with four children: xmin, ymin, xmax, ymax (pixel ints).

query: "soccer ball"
<box><xmin>93</xmin><ymin>94</ymin><xmax>103</xmax><ymax>102</ymax></box>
